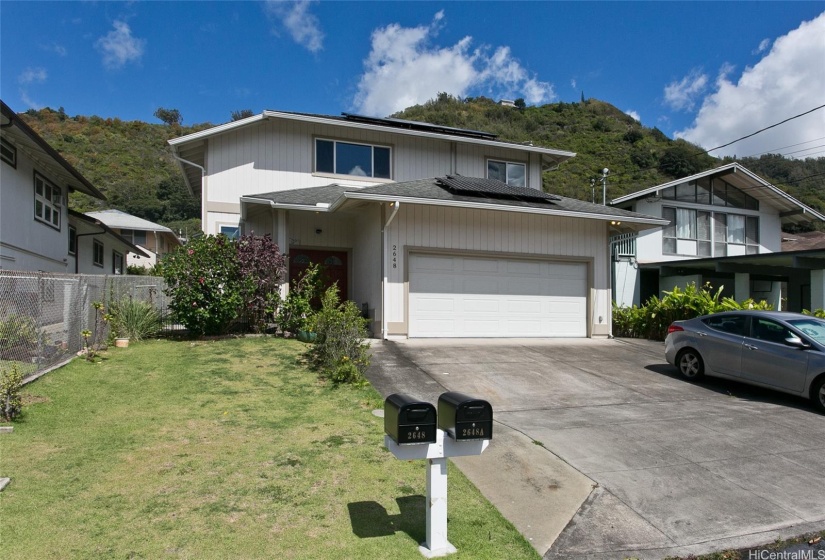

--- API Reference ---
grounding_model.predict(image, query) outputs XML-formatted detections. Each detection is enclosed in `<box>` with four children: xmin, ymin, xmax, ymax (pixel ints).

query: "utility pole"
<box><xmin>601</xmin><ymin>168</ymin><xmax>609</xmax><ymax>205</ymax></box>
<box><xmin>590</xmin><ymin>178</ymin><xmax>596</xmax><ymax>204</ymax></box>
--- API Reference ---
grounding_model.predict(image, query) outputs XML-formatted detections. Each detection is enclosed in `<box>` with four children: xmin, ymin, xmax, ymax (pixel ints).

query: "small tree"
<box><xmin>0</xmin><ymin>364</ymin><xmax>23</xmax><ymax>421</ymax></box>
<box><xmin>160</xmin><ymin>235</ymin><xmax>241</xmax><ymax>336</ymax></box>
<box><xmin>514</xmin><ymin>98</ymin><xmax>526</xmax><ymax>110</ymax></box>
<box><xmin>230</xmin><ymin>109</ymin><xmax>255</xmax><ymax>121</ymax></box>
<box><xmin>236</xmin><ymin>234</ymin><xmax>286</xmax><ymax>332</ymax></box>
<box><xmin>153</xmin><ymin>107</ymin><xmax>182</xmax><ymax>126</ymax></box>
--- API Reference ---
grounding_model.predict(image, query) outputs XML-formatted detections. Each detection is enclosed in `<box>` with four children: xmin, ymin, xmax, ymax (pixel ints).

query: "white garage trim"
<box><xmin>408</xmin><ymin>251</ymin><xmax>590</xmax><ymax>338</ymax></box>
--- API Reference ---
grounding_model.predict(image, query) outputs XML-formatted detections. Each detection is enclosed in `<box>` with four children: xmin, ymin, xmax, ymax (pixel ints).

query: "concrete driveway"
<box><xmin>365</xmin><ymin>338</ymin><xmax>825</xmax><ymax>559</ymax></box>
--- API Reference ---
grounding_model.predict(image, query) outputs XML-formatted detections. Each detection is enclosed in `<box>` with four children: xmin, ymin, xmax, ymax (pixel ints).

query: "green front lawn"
<box><xmin>0</xmin><ymin>338</ymin><xmax>538</xmax><ymax>559</ymax></box>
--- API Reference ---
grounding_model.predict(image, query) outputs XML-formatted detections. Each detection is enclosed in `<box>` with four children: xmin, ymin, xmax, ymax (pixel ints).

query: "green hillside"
<box><xmin>394</xmin><ymin>94</ymin><xmax>825</xmax><ymax>222</ymax></box>
<box><xmin>17</xmin><ymin>97</ymin><xmax>825</xmax><ymax>233</ymax></box>
<box><xmin>18</xmin><ymin>108</ymin><xmax>207</xmax><ymax>235</ymax></box>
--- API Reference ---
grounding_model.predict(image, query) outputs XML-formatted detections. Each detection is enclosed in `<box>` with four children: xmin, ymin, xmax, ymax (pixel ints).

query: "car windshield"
<box><xmin>787</xmin><ymin>318</ymin><xmax>825</xmax><ymax>343</ymax></box>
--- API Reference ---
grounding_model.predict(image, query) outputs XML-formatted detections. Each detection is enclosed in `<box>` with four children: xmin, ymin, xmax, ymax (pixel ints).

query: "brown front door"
<box><xmin>288</xmin><ymin>249</ymin><xmax>349</xmax><ymax>300</ymax></box>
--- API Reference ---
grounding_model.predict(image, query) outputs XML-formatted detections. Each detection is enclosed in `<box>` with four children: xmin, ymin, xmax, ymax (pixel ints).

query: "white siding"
<box><xmin>287</xmin><ymin>212</ymin><xmax>355</xmax><ymax>249</ymax></box>
<box><xmin>0</xmin><ymin>144</ymin><xmax>71</xmax><ymax>272</ymax></box>
<box><xmin>351</xmin><ymin>204</ymin><xmax>382</xmax><ymax>334</ymax></box>
<box><xmin>385</xmin><ymin>204</ymin><xmax>610</xmax><ymax>337</ymax></box>
<box><xmin>455</xmin><ymin>144</ymin><xmax>543</xmax><ymax>190</ymax></box>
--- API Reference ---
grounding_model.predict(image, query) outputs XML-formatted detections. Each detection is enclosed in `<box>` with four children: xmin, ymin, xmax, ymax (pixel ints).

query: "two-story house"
<box><xmin>1</xmin><ymin>100</ymin><xmax>146</xmax><ymax>275</ymax></box>
<box><xmin>169</xmin><ymin>111</ymin><xmax>667</xmax><ymax>339</ymax></box>
<box><xmin>611</xmin><ymin>163</ymin><xmax>825</xmax><ymax>311</ymax></box>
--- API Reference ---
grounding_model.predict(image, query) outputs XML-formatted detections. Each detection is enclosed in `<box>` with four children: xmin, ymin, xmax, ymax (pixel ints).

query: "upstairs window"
<box><xmin>120</xmin><ymin>229</ymin><xmax>147</xmax><ymax>246</ymax></box>
<box><xmin>487</xmin><ymin>159</ymin><xmax>526</xmax><ymax>188</ymax></box>
<box><xmin>661</xmin><ymin>178</ymin><xmax>758</xmax><ymax>210</ymax></box>
<box><xmin>315</xmin><ymin>139</ymin><xmax>391</xmax><ymax>179</ymax></box>
<box><xmin>34</xmin><ymin>172</ymin><xmax>61</xmax><ymax>230</ymax></box>
<box><xmin>1</xmin><ymin>137</ymin><xmax>17</xmax><ymax>168</ymax></box>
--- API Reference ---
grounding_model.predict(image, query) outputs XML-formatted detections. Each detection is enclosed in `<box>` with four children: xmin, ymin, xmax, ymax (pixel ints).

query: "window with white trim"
<box><xmin>1</xmin><ymin>137</ymin><xmax>17</xmax><ymax>168</ymax></box>
<box><xmin>315</xmin><ymin>138</ymin><xmax>391</xmax><ymax>179</ymax></box>
<box><xmin>487</xmin><ymin>159</ymin><xmax>526</xmax><ymax>188</ymax></box>
<box><xmin>112</xmin><ymin>251</ymin><xmax>123</xmax><ymax>275</ymax></box>
<box><xmin>93</xmin><ymin>239</ymin><xmax>104</xmax><ymax>267</ymax></box>
<box><xmin>34</xmin><ymin>172</ymin><xmax>62</xmax><ymax>230</ymax></box>
<box><xmin>664</xmin><ymin>206</ymin><xmax>757</xmax><ymax>257</ymax></box>
<box><xmin>220</xmin><ymin>225</ymin><xmax>240</xmax><ymax>239</ymax></box>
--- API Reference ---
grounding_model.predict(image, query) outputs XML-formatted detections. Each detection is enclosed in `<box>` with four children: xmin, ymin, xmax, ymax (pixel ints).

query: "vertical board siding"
<box><xmin>287</xmin><ymin>212</ymin><xmax>355</xmax><ymax>248</ymax></box>
<box><xmin>386</xmin><ymin>204</ymin><xmax>609</xmax><ymax>333</ymax></box>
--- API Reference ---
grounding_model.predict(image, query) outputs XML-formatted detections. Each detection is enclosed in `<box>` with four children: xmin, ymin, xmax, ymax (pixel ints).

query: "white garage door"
<box><xmin>409</xmin><ymin>254</ymin><xmax>587</xmax><ymax>338</ymax></box>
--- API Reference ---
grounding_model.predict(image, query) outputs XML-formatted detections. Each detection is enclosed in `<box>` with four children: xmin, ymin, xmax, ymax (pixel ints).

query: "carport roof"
<box><xmin>641</xmin><ymin>247</ymin><xmax>825</xmax><ymax>278</ymax></box>
<box><xmin>241</xmin><ymin>177</ymin><xmax>669</xmax><ymax>231</ymax></box>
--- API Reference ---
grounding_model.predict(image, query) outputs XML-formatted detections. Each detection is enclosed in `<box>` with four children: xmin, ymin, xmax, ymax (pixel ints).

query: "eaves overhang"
<box><xmin>1</xmin><ymin>100</ymin><xmax>106</xmax><ymax>200</ymax></box>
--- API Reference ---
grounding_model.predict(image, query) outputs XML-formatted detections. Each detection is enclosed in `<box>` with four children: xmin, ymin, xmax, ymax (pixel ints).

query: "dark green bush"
<box><xmin>613</xmin><ymin>282</ymin><xmax>774</xmax><ymax>341</ymax></box>
<box><xmin>306</xmin><ymin>287</ymin><xmax>371</xmax><ymax>385</ymax></box>
<box><xmin>160</xmin><ymin>235</ymin><xmax>242</xmax><ymax>336</ymax></box>
<box><xmin>277</xmin><ymin>264</ymin><xmax>323</xmax><ymax>335</ymax></box>
<box><xmin>108</xmin><ymin>298</ymin><xmax>162</xmax><ymax>341</ymax></box>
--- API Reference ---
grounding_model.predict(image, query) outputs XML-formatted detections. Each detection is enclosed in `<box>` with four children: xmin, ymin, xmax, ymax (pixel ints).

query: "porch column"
<box><xmin>811</xmin><ymin>269</ymin><xmax>825</xmax><ymax>311</ymax></box>
<box><xmin>276</xmin><ymin>209</ymin><xmax>288</xmax><ymax>297</ymax></box>
<box><xmin>734</xmin><ymin>273</ymin><xmax>750</xmax><ymax>303</ymax></box>
<box><xmin>768</xmin><ymin>281</ymin><xmax>783</xmax><ymax>310</ymax></box>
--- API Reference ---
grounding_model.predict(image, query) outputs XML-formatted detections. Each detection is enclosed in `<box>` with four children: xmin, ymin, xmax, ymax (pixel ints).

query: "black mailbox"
<box><xmin>384</xmin><ymin>393</ymin><xmax>437</xmax><ymax>445</ymax></box>
<box><xmin>438</xmin><ymin>392</ymin><xmax>493</xmax><ymax>441</ymax></box>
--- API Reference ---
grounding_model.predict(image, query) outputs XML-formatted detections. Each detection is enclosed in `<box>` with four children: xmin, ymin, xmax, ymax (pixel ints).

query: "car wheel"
<box><xmin>812</xmin><ymin>377</ymin><xmax>825</xmax><ymax>414</ymax></box>
<box><xmin>676</xmin><ymin>349</ymin><xmax>704</xmax><ymax>381</ymax></box>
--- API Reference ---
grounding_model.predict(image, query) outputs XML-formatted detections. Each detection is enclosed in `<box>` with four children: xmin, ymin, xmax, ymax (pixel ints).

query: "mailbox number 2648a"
<box><xmin>461</xmin><ymin>427</ymin><xmax>485</xmax><ymax>437</ymax></box>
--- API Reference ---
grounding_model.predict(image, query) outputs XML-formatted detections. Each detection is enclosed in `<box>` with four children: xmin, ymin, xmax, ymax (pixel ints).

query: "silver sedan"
<box><xmin>665</xmin><ymin>310</ymin><xmax>825</xmax><ymax>414</ymax></box>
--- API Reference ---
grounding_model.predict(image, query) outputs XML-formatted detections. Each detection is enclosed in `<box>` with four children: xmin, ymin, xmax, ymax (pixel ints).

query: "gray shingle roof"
<box><xmin>244</xmin><ymin>177</ymin><xmax>662</xmax><ymax>222</ymax></box>
<box><xmin>86</xmin><ymin>209</ymin><xmax>175</xmax><ymax>233</ymax></box>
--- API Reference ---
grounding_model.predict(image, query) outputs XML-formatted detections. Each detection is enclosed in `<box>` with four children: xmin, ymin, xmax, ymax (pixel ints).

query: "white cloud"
<box><xmin>265</xmin><ymin>0</ymin><xmax>324</xmax><ymax>53</ymax></box>
<box><xmin>353</xmin><ymin>12</ymin><xmax>555</xmax><ymax>116</ymax></box>
<box><xmin>19</xmin><ymin>89</ymin><xmax>43</xmax><ymax>110</ymax></box>
<box><xmin>754</xmin><ymin>38</ymin><xmax>771</xmax><ymax>55</ymax></box>
<box><xmin>678</xmin><ymin>12</ymin><xmax>825</xmax><ymax>158</ymax></box>
<box><xmin>663</xmin><ymin>68</ymin><xmax>709</xmax><ymax>111</ymax></box>
<box><xmin>95</xmin><ymin>20</ymin><xmax>145</xmax><ymax>69</ymax></box>
<box><xmin>625</xmin><ymin>110</ymin><xmax>641</xmax><ymax>123</ymax></box>
<box><xmin>571</xmin><ymin>78</ymin><xmax>577</xmax><ymax>90</ymax></box>
<box><xmin>18</xmin><ymin>67</ymin><xmax>47</xmax><ymax>85</ymax></box>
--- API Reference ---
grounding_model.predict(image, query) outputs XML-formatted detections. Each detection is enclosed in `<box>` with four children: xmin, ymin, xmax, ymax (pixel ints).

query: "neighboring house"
<box><xmin>69</xmin><ymin>210</ymin><xmax>149</xmax><ymax>275</ymax></box>
<box><xmin>781</xmin><ymin>231</ymin><xmax>825</xmax><ymax>252</ymax></box>
<box><xmin>170</xmin><ymin>111</ymin><xmax>666</xmax><ymax>339</ymax></box>
<box><xmin>0</xmin><ymin>100</ymin><xmax>147</xmax><ymax>274</ymax></box>
<box><xmin>85</xmin><ymin>209</ymin><xmax>182</xmax><ymax>269</ymax></box>
<box><xmin>610</xmin><ymin>163</ymin><xmax>825</xmax><ymax>311</ymax></box>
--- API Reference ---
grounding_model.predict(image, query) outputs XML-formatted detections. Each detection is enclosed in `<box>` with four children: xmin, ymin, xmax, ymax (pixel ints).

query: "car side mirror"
<box><xmin>785</xmin><ymin>336</ymin><xmax>811</xmax><ymax>349</ymax></box>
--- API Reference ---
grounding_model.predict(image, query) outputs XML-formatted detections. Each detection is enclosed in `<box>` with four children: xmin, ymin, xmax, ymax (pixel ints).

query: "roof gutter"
<box><xmin>240</xmin><ymin>196</ymin><xmax>334</xmax><ymax>212</ymax></box>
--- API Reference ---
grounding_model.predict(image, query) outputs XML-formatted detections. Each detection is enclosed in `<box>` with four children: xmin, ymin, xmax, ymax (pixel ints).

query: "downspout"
<box><xmin>173</xmin><ymin>155</ymin><xmax>207</xmax><ymax>234</ymax></box>
<box><xmin>381</xmin><ymin>201</ymin><xmax>401</xmax><ymax>339</ymax></box>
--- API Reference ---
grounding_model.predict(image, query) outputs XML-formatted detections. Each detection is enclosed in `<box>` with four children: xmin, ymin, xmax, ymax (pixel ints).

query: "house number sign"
<box><xmin>392</xmin><ymin>244</ymin><xmax>397</xmax><ymax>269</ymax></box>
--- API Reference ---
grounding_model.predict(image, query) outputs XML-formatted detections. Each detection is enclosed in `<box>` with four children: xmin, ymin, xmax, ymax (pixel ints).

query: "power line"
<box><xmin>742</xmin><ymin>136</ymin><xmax>825</xmax><ymax>158</ymax></box>
<box><xmin>701</xmin><ymin>103</ymin><xmax>825</xmax><ymax>155</ymax></box>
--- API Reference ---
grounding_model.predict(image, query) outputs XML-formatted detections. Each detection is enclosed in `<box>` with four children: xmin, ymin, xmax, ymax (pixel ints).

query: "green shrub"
<box><xmin>108</xmin><ymin>298</ymin><xmax>162</xmax><ymax>341</ymax></box>
<box><xmin>613</xmin><ymin>282</ymin><xmax>774</xmax><ymax>341</ymax></box>
<box><xmin>307</xmin><ymin>287</ymin><xmax>371</xmax><ymax>385</ymax></box>
<box><xmin>0</xmin><ymin>315</ymin><xmax>39</xmax><ymax>349</ymax></box>
<box><xmin>1</xmin><ymin>364</ymin><xmax>24</xmax><ymax>421</ymax></box>
<box><xmin>277</xmin><ymin>264</ymin><xmax>323</xmax><ymax>335</ymax></box>
<box><xmin>160</xmin><ymin>235</ymin><xmax>242</xmax><ymax>336</ymax></box>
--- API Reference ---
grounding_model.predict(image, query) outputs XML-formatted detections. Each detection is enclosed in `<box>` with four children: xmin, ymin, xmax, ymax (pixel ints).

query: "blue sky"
<box><xmin>2</xmin><ymin>1</ymin><xmax>824</xmax><ymax>159</ymax></box>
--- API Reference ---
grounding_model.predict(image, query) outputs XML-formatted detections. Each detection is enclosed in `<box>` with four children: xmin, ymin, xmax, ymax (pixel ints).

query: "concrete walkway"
<box><xmin>365</xmin><ymin>337</ymin><xmax>825</xmax><ymax>559</ymax></box>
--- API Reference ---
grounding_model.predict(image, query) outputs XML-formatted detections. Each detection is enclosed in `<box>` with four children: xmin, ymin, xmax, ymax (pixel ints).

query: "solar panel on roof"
<box><xmin>341</xmin><ymin>113</ymin><xmax>498</xmax><ymax>140</ymax></box>
<box><xmin>438</xmin><ymin>175</ymin><xmax>561</xmax><ymax>202</ymax></box>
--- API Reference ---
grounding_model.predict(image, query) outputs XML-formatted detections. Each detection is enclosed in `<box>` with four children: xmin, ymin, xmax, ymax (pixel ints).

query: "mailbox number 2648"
<box><xmin>406</xmin><ymin>430</ymin><xmax>428</xmax><ymax>440</ymax></box>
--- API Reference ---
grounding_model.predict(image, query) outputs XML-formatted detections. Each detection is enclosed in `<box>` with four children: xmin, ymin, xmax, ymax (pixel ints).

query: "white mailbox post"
<box><xmin>384</xmin><ymin>420</ymin><xmax>490</xmax><ymax>557</ymax></box>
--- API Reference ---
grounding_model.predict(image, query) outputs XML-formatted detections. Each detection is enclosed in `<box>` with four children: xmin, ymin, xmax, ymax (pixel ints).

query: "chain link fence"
<box><xmin>0</xmin><ymin>271</ymin><xmax>169</xmax><ymax>383</ymax></box>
